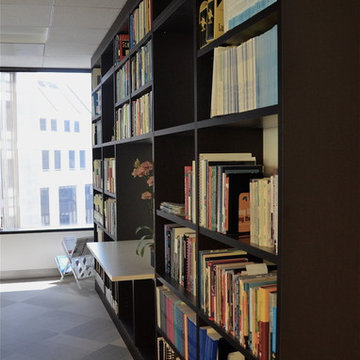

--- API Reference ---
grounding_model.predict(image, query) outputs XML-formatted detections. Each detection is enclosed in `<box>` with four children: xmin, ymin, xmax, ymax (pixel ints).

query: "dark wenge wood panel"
<box><xmin>280</xmin><ymin>1</ymin><xmax>359</xmax><ymax>359</ymax></box>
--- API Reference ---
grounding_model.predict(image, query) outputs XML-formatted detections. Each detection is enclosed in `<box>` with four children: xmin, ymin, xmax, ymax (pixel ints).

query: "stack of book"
<box><xmin>104</xmin><ymin>157</ymin><xmax>116</xmax><ymax>194</ymax></box>
<box><xmin>93</xmin><ymin>193</ymin><xmax>103</xmax><ymax>225</ymax></box>
<box><xmin>131</xmin><ymin>40</ymin><xmax>152</xmax><ymax>92</ymax></box>
<box><xmin>114</xmin><ymin>33</ymin><xmax>130</xmax><ymax>63</ymax></box>
<box><xmin>156</xmin><ymin>286</ymin><xmax>197</xmax><ymax>360</ymax></box>
<box><xmin>129</xmin><ymin>0</ymin><xmax>152</xmax><ymax>48</ymax></box>
<box><xmin>160</xmin><ymin>202</ymin><xmax>185</xmax><ymax>216</ymax></box>
<box><xmin>210</xmin><ymin>25</ymin><xmax>278</xmax><ymax>117</ymax></box>
<box><xmin>92</xmin><ymin>121</ymin><xmax>102</xmax><ymax>145</ymax></box>
<box><xmin>157</xmin><ymin>337</ymin><xmax>181</xmax><ymax>360</ymax></box>
<box><xmin>131</xmin><ymin>91</ymin><xmax>152</xmax><ymax>136</ymax></box>
<box><xmin>115</xmin><ymin>103</ymin><xmax>131</xmax><ymax>140</ymax></box>
<box><xmin>116</xmin><ymin>60</ymin><xmax>130</xmax><ymax>102</ymax></box>
<box><xmin>93</xmin><ymin>159</ymin><xmax>102</xmax><ymax>188</ymax></box>
<box><xmin>164</xmin><ymin>225</ymin><xmax>196</xmax><ymax>296</ymax></box>
<box><xmin>250</xmin><ymin>172</ymin><xmax>278</xmax><ymax>252</ymax></box>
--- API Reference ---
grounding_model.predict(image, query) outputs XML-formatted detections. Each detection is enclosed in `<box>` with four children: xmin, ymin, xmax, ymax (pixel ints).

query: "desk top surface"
<box><xmin>87</xmin><ymin>240</ymin><xmax>154</xmax><ymax>281</ymax></box>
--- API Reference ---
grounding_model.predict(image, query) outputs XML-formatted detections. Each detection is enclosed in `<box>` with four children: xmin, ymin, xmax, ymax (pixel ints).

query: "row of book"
<box><xmin>132</xmin><ymin>91</ymin><xmax>152</xmax><ymax>136</ymax></box>
<box><xmin>96</xmin><ymin>225</ymin><xmax>104</xmax><ymax>242</ymax></box>
<box><xmin>93</xmin><ymin>193</ymin><xmax>103</xmax><ymax>225</ymax></box>
<box><xmin>93</xmin><ymin>159</ymin><xmax>102</xmax><ymax>188</ymax></box>
<box><xmin>115</xmin><ymin>103</ymin><xmax>131</xmax><ymax>140</ymax></box>
<box><xmin>198</xmin><ymin>0</ymin><xmax>276</xmax><ymax>48</ymax></box>
<box><xmin>92</xmin><ymin>68</ymin><xmax>101</xmax><ymax>90</ymax></box>
<box><xmin>92</xmin><ymin>121</ymin><xmax>102</xmax><ymax>146</ymax></box>
<box><xmin>129</xmin><ymin>0</ymin><xmax>152</xmax><ymax>48</ymax></box>
<box><xmin>184</xmin><ymin>162</ymin><xmax>196</xmax><ymax>223</ymax></box>
<box><xmin>156</xmin><ymin>286</ymin><xmax>197</xmax><ymax>360</ymax></box>
<box><xmin>164</xmin><ymin>225</ymin><xmax>196</xmax><ymax>296</ymax></box>
<box><xmin>199</xmin><ymin>248</ymin><xmax>277</xmax><ymax>360</ymax></box>
<box><xmin>104</xmin><ymin>157</ymin><xmax>116</xmax><ymax>194</ymax></box>
<box><xmin>160</xmin><ymin>202</ymin><xmax>185</xmax><ymax>217</ymax></box>
<box><xmin>131</xmin><ymin>40</ymin><xmax>152</xmax><ymax>92</ymax></box>
<box><xmin>116</xmin><ymin>61</ymin><xmax>130</xmax><ymax>102</ymax></box>
<box><xmin>249</xmin><ymin>174</ymin><xmax>278</xmax><ymax>252</ymax></box>
<box><xmin>224</xmin><ymin>0</ymin><xmax>276</xmax><ymax>33</ymax></box>
<box><xmin>115</xmin><ymin>33</ymin><xmax>130</xmax><ymax>64</ymax></box>
<box><xmin>210</xmin><ymin>25</ymin><xmax>278</xmax><ymax>117</ymax></box>
<box><xmin>92</xmin><ymin>88</ymin><xmax>101</xmax><ymax>117</ymax></box>
<box><xmin>104</xmin><ymin>197</ymin><xmax>116</xmax><ymax>237</ymax></box>
<box><xmin>157</xmin><ymin>337</ymin><xmax>181</xmax><ymax>360</ymax></box>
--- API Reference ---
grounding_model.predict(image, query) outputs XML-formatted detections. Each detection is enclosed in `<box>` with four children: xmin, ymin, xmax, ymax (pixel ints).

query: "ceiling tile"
<box><xmin>51</xmin><ymin>6</ymin><xmax>119</xmax><ymax>29</ymax></box>
<box><xmin>0</xmin><ymin>5</ymin><xmax>52</xmax><ymax>27</ymax></box>
<box><xmin>54</xmin><ymin>0</ymin><xmax>126</xmax><ymax>8</ymax></box>
<box><xmin>46</xmin><ymin>27</ymin><xmax>106</xmax><ymax>45</ymax></box>
<box><xmin>44</xmin><ymin>41</ymin><xmax>96</xmax><ymax>57</ymax></box>
<box><xmin>0</xmin><ymin>26</ymin><xmax>48</xmax><ymax>43</ymax></box>
<box><xmin>0</xmin><ymin>43</ymin><xmax>45</xmax><ymax>57</ymax></box>
<box><xmin>43</xmin><ymin>55</ymin><xmax>90</xmax><ymax>68</ymax></box>
<box><xmin>0</xmin><ymin>55</ymin><xmax>44</xmax><ymax>68</ymax></box>
<box><xmin>0</xmin><ymin>0</ymin><xmax>52</xmax><ymax>5</ymax></box>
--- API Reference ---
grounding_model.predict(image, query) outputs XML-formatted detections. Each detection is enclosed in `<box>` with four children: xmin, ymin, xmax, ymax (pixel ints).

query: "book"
<box><xmin>199</xmin><ymin>1</ymin><xmax>208</xmax><ymax>48</ymax></box>
<box><xmin>160</xmin><ymin>202</ymin><xmax>185</xmax><ymax>216</ymax></box>
<box><xmin>206</xmin><ymin>0</ymin><xmax>224</xmax><ymax>43</ymax></box>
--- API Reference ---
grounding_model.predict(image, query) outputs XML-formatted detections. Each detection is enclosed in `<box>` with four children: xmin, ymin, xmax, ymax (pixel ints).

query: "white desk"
<box><xmin>87</xmin><ymin>240</ymin><xmax>154</xmax><ymax>281</ymax></box>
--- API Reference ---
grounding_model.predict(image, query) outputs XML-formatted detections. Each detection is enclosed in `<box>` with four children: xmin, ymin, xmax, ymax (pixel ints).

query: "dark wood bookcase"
<box><xmin>91</xmin><ymin>0</ymin><xmax>359</xmax><ymax>359</ymax></box>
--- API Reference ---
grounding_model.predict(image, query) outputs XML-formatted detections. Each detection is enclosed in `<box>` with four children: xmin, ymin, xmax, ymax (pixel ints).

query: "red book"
<box><xmin>118</xmin><ymin>34</ymin><xmax>129</xmax><ymax>61</ymax></box>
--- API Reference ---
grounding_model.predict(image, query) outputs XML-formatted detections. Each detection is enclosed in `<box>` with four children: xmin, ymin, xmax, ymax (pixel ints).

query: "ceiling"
<box><xmin>0</xmin><ymin>0</ymin><xmax>126</xmax><ymax>69</ymax></box>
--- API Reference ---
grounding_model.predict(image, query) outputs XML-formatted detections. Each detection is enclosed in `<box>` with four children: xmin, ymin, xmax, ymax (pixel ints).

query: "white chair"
<box><xmin>61</xmin><ymin>236</ymin><xmax>94</xmax><ymax>288</ymax></box>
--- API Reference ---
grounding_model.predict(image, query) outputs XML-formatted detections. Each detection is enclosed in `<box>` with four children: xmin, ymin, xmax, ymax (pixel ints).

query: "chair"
<box><xmin>59</xmin><ymin>236</ymin><xmax>94</xmax><ymax>288</ymax></box>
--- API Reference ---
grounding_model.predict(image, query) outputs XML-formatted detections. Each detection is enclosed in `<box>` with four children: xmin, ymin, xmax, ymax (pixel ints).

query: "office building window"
<box><xmin>80</xmin><ymin>150</ymin><xmax>86</xmax><ymax>169</ymax></box>
<box><xmin>40</xmin><ymin>118</ymin><xmax>46</xmax><ymax>131</ymax></box>
<box><xmin>59</xmin><ymin>186</ymin><xmax>77</xmax><ymax>225</ymax></box>
<box><xmin>69</xmin><ymin>150</ymin><xmax>75</xmax><ymax>169</ymax></box>
<box><xmin>40</xmin><ymin>188</ymin><xmax>50</xmax><ymax>226</ymax></box>
<box><xmin>64</xmin><ymin>120</ymin><xmax>70</xmax><ymax>132</ymax></box>
<box><xmin>74</xmin><ymin>121</ymin><xmax>80</xmax><ymax>132</ymax></box>
<box><xmin>54</xmin><ymin>150</ymin><xmax>61</xmax><ymax>170</ymax></box>
<box><xmin>51</xmin><ymin>119</ymin><xmax>57</xmax><ymax>131</ymax></box>
<box><xmin>42</xmin><ymin>150</ymin><xmax>49</xmax><ymax>170</ymax></box>
<box><xmin>85</xmin><ymin>184</ymin><xmax>93</xmax><ymax>224</ymax></box>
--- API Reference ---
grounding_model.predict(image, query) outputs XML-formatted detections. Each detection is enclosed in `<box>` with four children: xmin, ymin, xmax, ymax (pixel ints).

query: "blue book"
<box><xmin>187</xmin><ymin>314</ymin><xmax>197</xmax><ymax>360</ymax></box>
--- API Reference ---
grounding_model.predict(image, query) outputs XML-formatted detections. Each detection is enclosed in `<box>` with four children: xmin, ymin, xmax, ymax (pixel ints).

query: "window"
<box><xmin>80</xmin><ymin>150</ymin><xmax>86</xmax><ymax>169</ymax></box>
<box><xmin>59</xmin><ymin>186</ymin><xmax>77</xmax><ymax>225</ymax></box>
<box><xmin>74</xmin><ymin>121</ymin><xmax>80</xmax><ymax>132</ymax></box>
<box><xmin>69</xmin><ymin>150</ymin><xmax>75</xmax><ymax>169</ymax></box>
<box><xmin>40</xmin><ymin>118</ymin><xmax>46</xmax><ymax>131</ymax></box>
<box><xmin>40</xmin><ymin>188</ymin><xmax>50</xmax><ymax>225</ymax></box>
<box><xmin>42</xmin><ymin>150</ymin><xmax>49</xmax><ymax>170</ymax></box>
<box><xmin>51</xmin><ymin>119</ymin><xmax>57</xmax><ymax>131</ymax></box>
<box><xmin>0</xmin><ymin>71</ymin><xmax>93</xmax><ymax>231</ymax></box>
<box><xmin>54</xmin><ymin>150</ymin><xmax>61</xmax><ymax>170</ymax></box>
<box><xmin>64</xmin><ymin>120</ymin><xmax>70</xmax><ymax>132</ymax></box>
<box><xmin>85</xmin><ymin>184</ymin><xmax>93</xmax><ymax>224</ymax></box>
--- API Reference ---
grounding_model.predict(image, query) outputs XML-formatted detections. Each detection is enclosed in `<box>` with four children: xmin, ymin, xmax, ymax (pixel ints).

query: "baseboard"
<box><xmin>0</xmin><ymin>268</ymin><xmax>60</xmax><ymax>281</ymax></box>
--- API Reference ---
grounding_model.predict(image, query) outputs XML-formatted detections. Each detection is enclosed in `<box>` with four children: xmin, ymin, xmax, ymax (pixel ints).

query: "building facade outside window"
<box><xmin>54</xmin><ymin>150</ymin><xmax>61</xmax><ymax>170</ymax></box>
<box><xmin>40</xmin><ymin>188</ymin><xmax>50</xmax><ymax>225</ymax></box>
<box><xmin>64</xmin><ymin>120</ymin><xmax>70</xmax><ymax>132</ymax></box>
<box><xmin>74</xmin><ymin>121</ymin><xmax>80</xmax><ymax>132</ymax></box>
<box><xmin>51</xmin><ymin>119</ymin><xmax>57</xmax><ymax>131</ymax></box>
<box><xmin>80</xmin><ymin>150</ymin><xmax>86</xmax><ymax>169</ymax></box>
<box><xmin>42</xmin><ymin>150</ymin><xmax>49</xmax><ymax>170</ymax></box>
<box><xmin>69</xmin><ymin>150</ymin><xmax>75</xmax><ymax>169</ymax></box>
<box><xmin>40</xmin><ymin>118</ymin><xmax>46</xmax><ymax>131</ymax></box>
<box><xmin>85</xmin><ymin>184</ymin><xmax>93</xmax><ymax>224</ymax></box>
<box><xmin>59</xmin><ymin>186</ymin><xmax>77</xmax><ymax>225</ymax></box>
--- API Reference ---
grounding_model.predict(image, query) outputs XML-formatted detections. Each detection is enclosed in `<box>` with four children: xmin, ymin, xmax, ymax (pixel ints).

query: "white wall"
<box><xmin>0</xmin><ymin>229</ymin><xmax>93</xmax><ymax>280</ymax></box>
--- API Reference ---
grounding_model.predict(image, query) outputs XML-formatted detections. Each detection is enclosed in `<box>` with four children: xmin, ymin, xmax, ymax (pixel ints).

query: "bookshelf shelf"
<box><xmin>131</xmin><ymin>81</ymin><xmax>153</xmax><ymax>99</ymax></box>
<box><xmin>130</xmin><ymin>32</ymin><xmax>152</xmax><ymax>56</ymax></box>
<box><xmin>92</xmin><ymin>114</ymin><xmax>101</xmax><ymax>122</ymax></box>
<box><xmin>91</xmin><ymin>82</ymin><xmax>102</xmax><ymax>94</ymax></box>
<box><xmin>156</xmin><ymin>210</ymin><xmax>196</xmax><ymax>230</ymax></box>
<box><xmin>115</xmin><ymin>96</ymin><xmax>130</xmax><ymax>109</ymax></box>
<box><xmin>114</xmin><ymin>132</ymin><xmax>153</xmax><ymax>145</ymax></box>
<box><xmin>102</xmin><ymin>66</ymin><xmax>114</xmax><ymax>83</ymax></box>
<box><xmin>104</xmin><ymin>190</ymin><xmax>116</xmax><ymax>198</ymax></box>
<box><xmin>156</xmin><ymin>273</ymin><xmax>197</xmax><ymax>313</ymax></box>
<box><xmin>197</xmin><ymin>2</ymin><xmax>278</xmax><ymax>58</ymax></box>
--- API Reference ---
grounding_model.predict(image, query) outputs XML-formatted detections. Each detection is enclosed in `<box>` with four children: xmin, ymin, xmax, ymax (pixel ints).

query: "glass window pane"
<box><xmin>42</xmin><ymin>150</ymin><xmax>49</xmax><ymax>170</ymax></box>
<box><xmin>80</xmin><ymin>150</ymin><xmax>86</xmax><ymax>169</ymax></box>
<box><xmin>64</xmin><ymin>120</ymin><xmax>70</xmax><ymax>132</ymax></box>
<box><xmin>40</xmin><ymin>118</ymin><xmax>46</xmax><ymax>131</ymax></box>
<box><xmin>74</xmin><ymin>121</ymin><xmax>80</xmax><ymax>132</ymax></box>
<box><xmin>40</xmin><ymin>188</ymin><xmax>50</xmax><ymax>225</ymax></box>
<box><xmin>51</xmin><ymin>119</ymin><xmax>57</xmax><ymax>131</ymax></box>
<box><xmin>69</xmin><ymin>150</ymin><xmax>75</xmax><ymax>169</ymax></box>
<box><xmin>59</xmin><ymin>186</ymin><xmax>77</xmax><ymax>225</ymax></box>
<box><xmin>54</xmin><ymin>150</ymin><xmax>61</xmax><ymax>170</ymax></box>
<box><xmin>85</xmin><ymin>184</ymin><xmax>93</xmax><ymax>224</ymax></box>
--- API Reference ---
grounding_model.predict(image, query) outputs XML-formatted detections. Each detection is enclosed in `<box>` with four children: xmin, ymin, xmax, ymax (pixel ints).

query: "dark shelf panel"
<box><xmin>197</xmin><ymin>105</ymin><xmax>278</xmax><ymax>130</ymax></box>
<box><xmin>129</xmin><ymin>32</ymin><xmax>152</xmax><ymax>56</ymax></box>
<box><xmin>156</xmin><ymin>273</ymin><xmax>197</xmax><ymax>313</ymax></box>
<box><xmin>92</xmin><ymin>114</ymin><xmax>101</xmax><ymax>122</ymax></box>
<box><xmin>102</xmin><ymin>66</ymin><xmax>114</xmax><ymax>83</ymax></box>
<box><xmin>197</xmin><ymin>310</ymin><xmax>257</xmax><ymax>360</ymax></box>
<box><xmin>154</xmin><ymin>122</ymin><xmax>195</xmax><ymax>137</ymax></box>
<box><xmin>156</xmin><ymin>210</ymin><xmax>196</xmax><ymax>230</ymax></box>
<box><xmin>199</xmin><ymin>227</ymin><xmax>278</xmax><ymax>264</ymax></box>
<box><xmin>156</xmin><ymin>327</ymin><xmax>185</xmax><ymax>360</ymax></box>
<box><xmin>93</xmin><ymin>185</ymin><xmax>103</xmax><ymax>193</ymax></box>
<box><xmin>131</xmin><ymin>81</ymin><xmax>153</xmax><ymax>99</ymax></box>
<box><xmin>198</xmin><ymin>2</ymin><xmax>278</xmax><ymax>57</ymax></box>
<box><xmin>104</xmin><ymin>190</ymin><xmax>116</xmax><ymax>198</ymax></box>
<box><xmin>114</xmin><ymin>132</ymin><xmax>153</xmax><ymax>145</ymax></box>
<box><xmin>152</xmin><ymin>0</ymin><xmax>187</xmax><ymax>32</ymax></box>
<box><xmin>94</xmin><ymin>218</ymin><xmax>104</xmax><ymax>229</ymax></box>
<box><xmin>92</xmin><ymin>143</ymin><xmax>103</xmax><ymax>149</ymax></box>
<box><xmin>101</xmin><ymin>140</ymin><xmax>117</xmax><ymax>147</ymax></box>
<box><xmin>115</xmin><ymin>95</ymin><xmax>130</xmax><ymax>108</ymax></box>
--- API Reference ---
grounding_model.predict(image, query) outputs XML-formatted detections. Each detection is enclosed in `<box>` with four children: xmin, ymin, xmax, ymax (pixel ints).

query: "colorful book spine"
<box><xmin>116</xmin><ymin>60</ymin><xmax>130</xmax><ymax>102</ymax></box>
<box><xmin>116</xmin><ymin>103</ymin><xmax>131</xmax><ymax>140</ymax></box>
<box><xmin>104</xmin><ymin>158</ymin><xmax>116</xmax><ymax>194</ymax></box>
<box><xmin>93</xmin><ymin>159</ymin><xmax>102</xmax><ymax>188</ymax></box>
<box><xmin>104</xmin><ymin>197</ymin><xmax>116</xmax><ymax>237</ymax></box>
<box><xmin>130</xmin><ymin>0</ymin><xmax>152</xmax><ymax>49</ymax></box>
<box><xmin>131</xmin><ymin>91</ymin><xmax>152</xmax><ymax>136</ymax></box>
<box><xmin>131</xmin><ymin>40</ymin><xmax>152</xmax><ymax>92</ymax></box>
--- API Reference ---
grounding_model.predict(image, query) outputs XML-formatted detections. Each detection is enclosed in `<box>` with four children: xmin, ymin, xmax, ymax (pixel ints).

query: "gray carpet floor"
<box><xmin>0</xmin><ymin>277</ymin><xmax>133</xmax><ymax>360</ymax></box>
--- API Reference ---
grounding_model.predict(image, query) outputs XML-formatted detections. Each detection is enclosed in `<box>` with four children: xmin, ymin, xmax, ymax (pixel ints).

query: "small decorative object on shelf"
<box><xmin>132</xmin><ymin>158</ymin><xmax>154</xmax><ymax>257</ymax></box>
